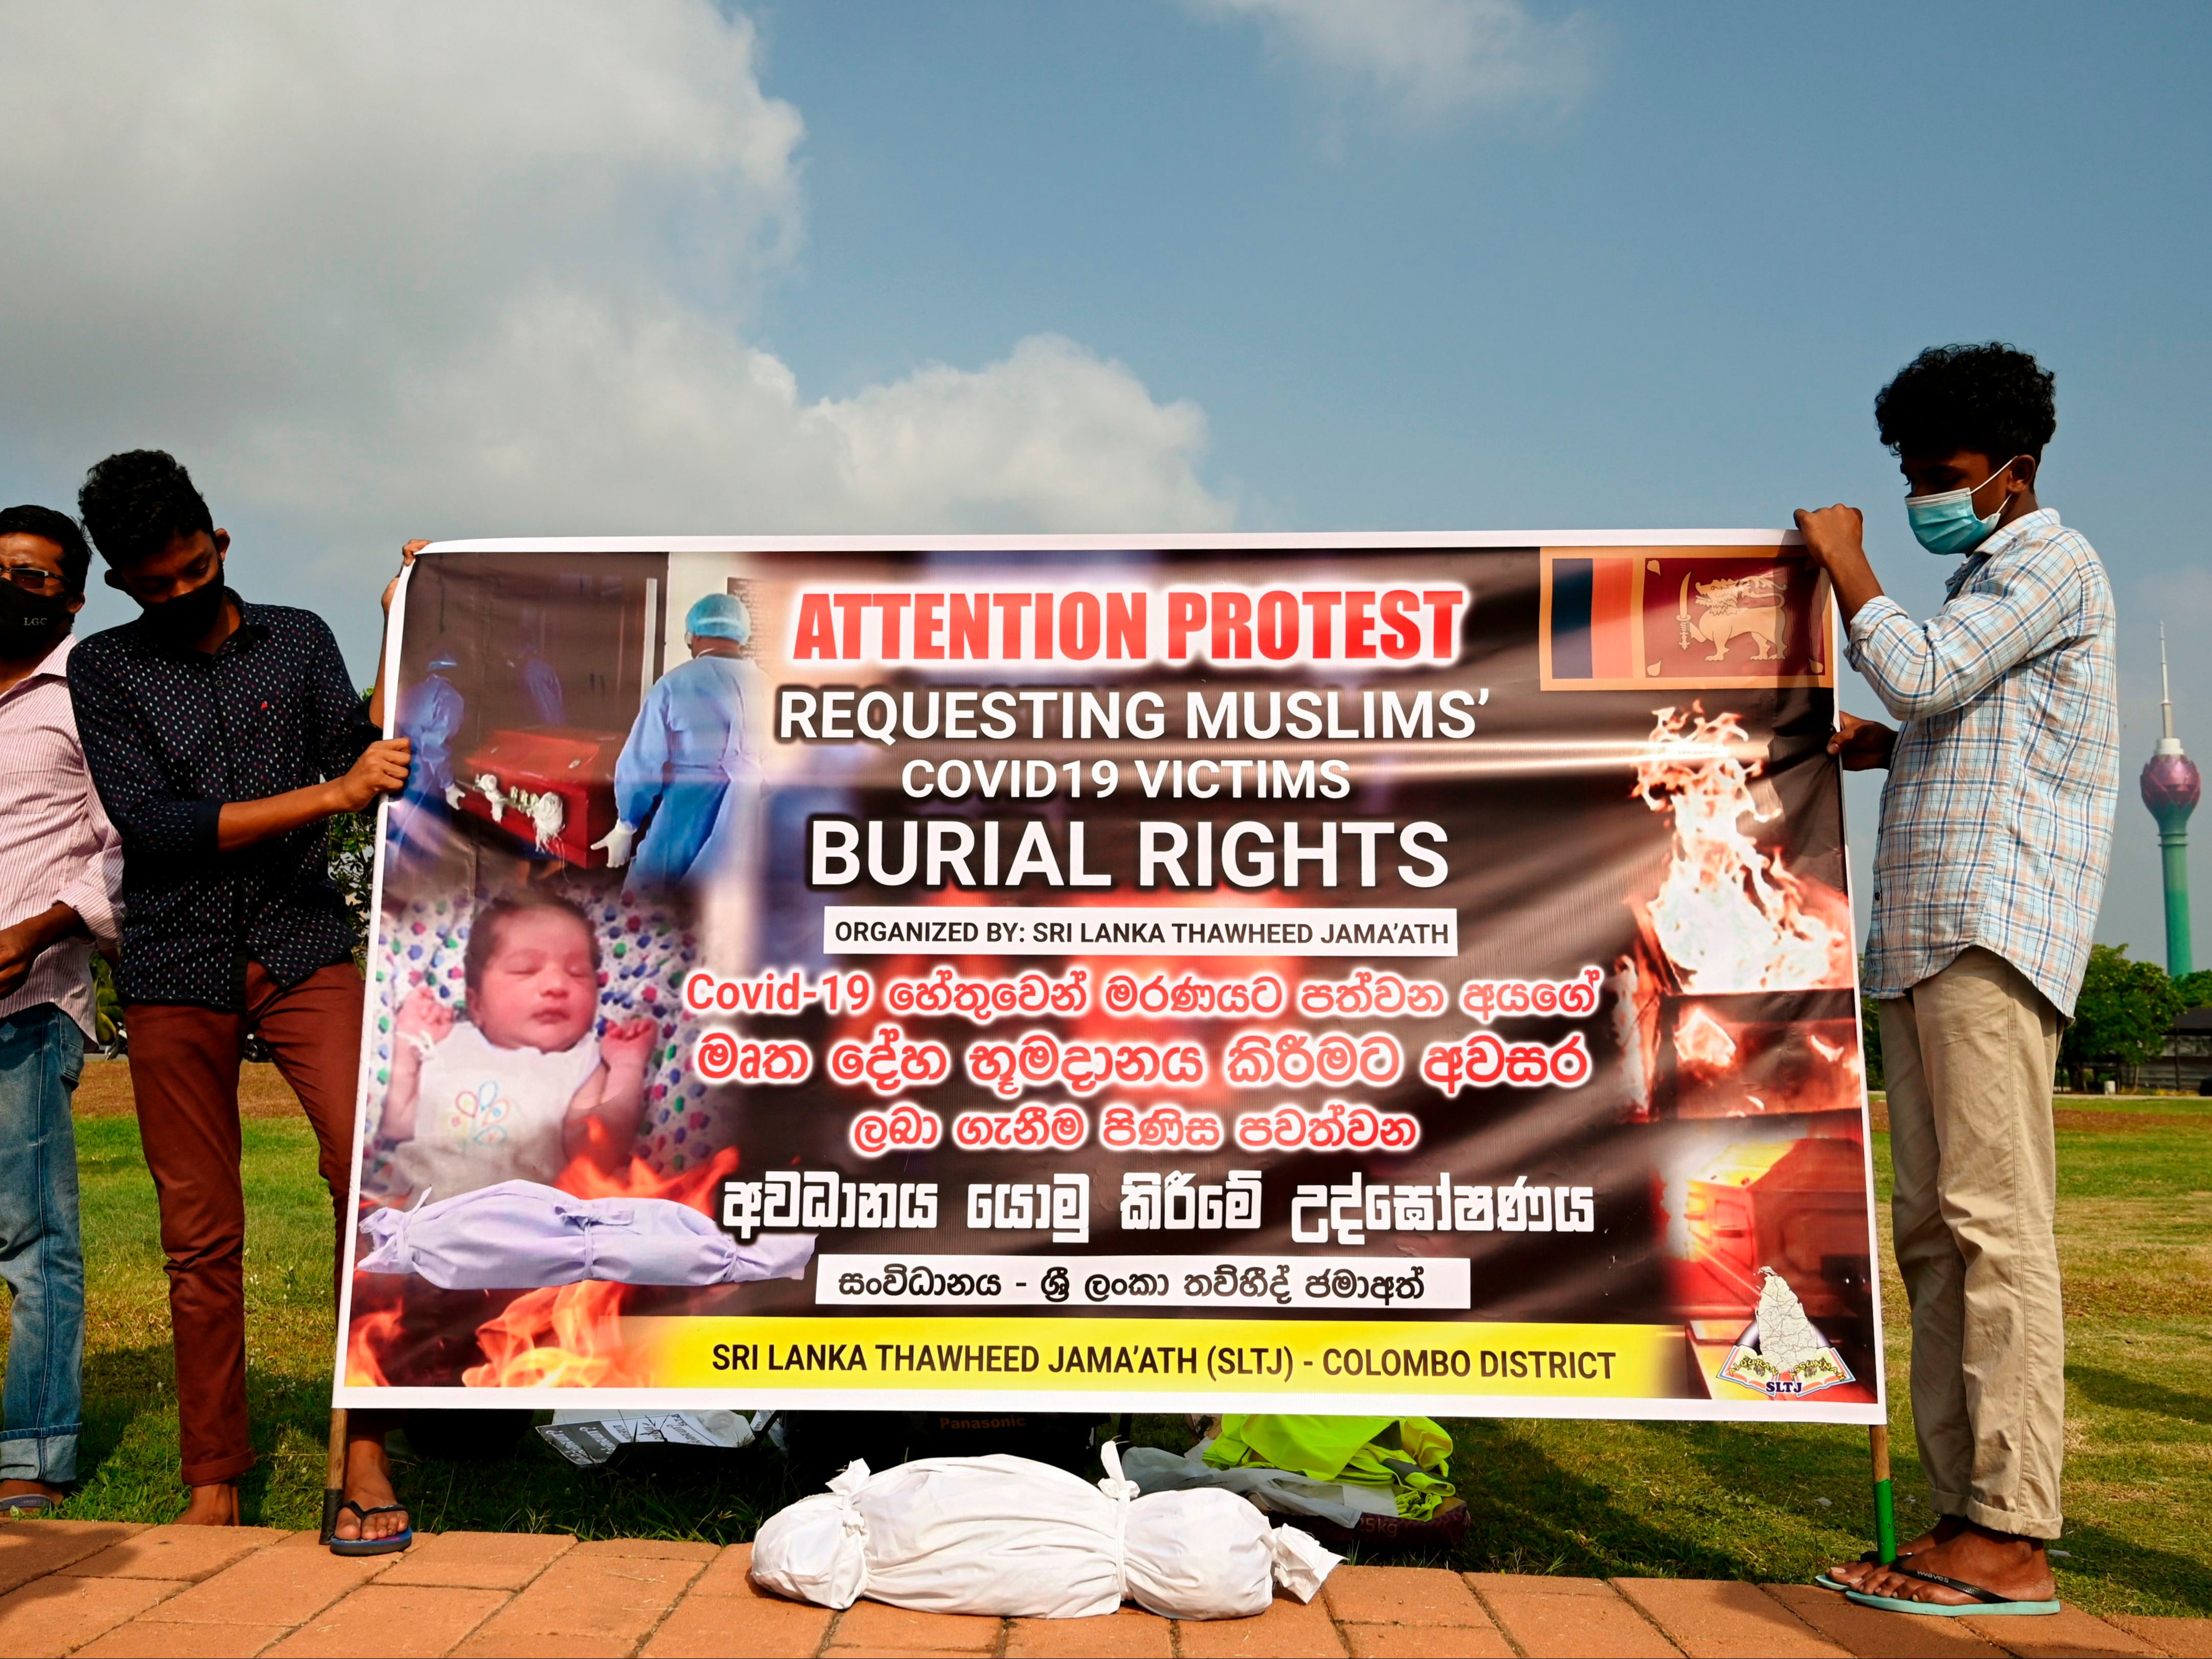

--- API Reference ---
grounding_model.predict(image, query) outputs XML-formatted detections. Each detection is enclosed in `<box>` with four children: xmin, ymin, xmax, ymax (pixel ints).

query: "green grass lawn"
<box><xmin>10</xmin><ymin>1070</ymin><xmax>2208</xmax><ymax>1616</ymax></box>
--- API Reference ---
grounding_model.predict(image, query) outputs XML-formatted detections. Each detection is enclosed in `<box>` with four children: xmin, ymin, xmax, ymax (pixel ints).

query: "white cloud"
<box><xmin>267</xmin><ymin>297</ymin><xmax>1227</xmax><ymax>536</ymax></box>
<box><xmin>1191</xmin><ymin>0</ymin><xmax>1596</xmax><ymax>123</ymax></box>
<box><xmin>0</xmin><ymin>1</ymin><xmax>1228</xmax><ymax>643</ymax></box>
<box><xmin>809</xmin><ymin>335</ymin><xmax>1227</xmax><ymax>532</ymax></box>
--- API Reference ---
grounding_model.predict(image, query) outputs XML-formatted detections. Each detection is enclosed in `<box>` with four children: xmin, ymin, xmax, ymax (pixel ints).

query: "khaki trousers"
<box><xmin>1879</xmin><ymin>946</ymin><xmax>2065</xmax><ymax>1539</ymax></box>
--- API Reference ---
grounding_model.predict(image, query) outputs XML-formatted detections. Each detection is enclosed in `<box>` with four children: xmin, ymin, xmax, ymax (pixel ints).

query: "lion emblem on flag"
<box><xmin>1677</xmin><ymin>571</ymin><xmax>1788</xmax><ymax>663</ymax></box>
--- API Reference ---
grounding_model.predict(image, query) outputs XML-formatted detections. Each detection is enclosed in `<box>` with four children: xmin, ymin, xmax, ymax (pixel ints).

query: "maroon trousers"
<box><xmin>127</xmin><ymin>962</ymin><xmax>363</xmax><ymax>1486</ymax></box>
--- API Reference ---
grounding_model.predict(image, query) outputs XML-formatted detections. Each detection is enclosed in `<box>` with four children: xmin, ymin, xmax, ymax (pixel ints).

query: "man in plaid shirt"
<box><xmin>1799</xmin><ymin>344</ymin><xmax>2117</xmax><ymax>1617</ymax></box>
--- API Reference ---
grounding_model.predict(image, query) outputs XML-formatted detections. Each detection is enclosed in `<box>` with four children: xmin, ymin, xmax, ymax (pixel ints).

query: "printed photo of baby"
<box><xmin>380</xmin><ymin>890</ymin><xmax>660</xmax><ymax>1201</ymax></box>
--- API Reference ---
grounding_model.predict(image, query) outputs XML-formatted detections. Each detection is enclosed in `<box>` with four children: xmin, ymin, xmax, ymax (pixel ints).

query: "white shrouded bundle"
<box><xmin>356</xmin><ymin>1181</ymin><xmax>815</xmax><ymax>1290</ymax></box>
<box><xmin>749</xmin><ymin>1445</ymin><xmax>1339</xmax><ymax>1620</ymax></box>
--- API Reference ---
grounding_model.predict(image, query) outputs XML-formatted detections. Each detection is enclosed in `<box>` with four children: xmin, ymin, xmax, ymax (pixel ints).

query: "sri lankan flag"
<box><xmin>1540</xmin><ymin>547</ymin><xmax>1834</xmax><ymax>692</ymax></box>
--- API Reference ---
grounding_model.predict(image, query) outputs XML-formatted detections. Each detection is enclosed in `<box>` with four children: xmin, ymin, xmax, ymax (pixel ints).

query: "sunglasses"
<box><xmin>3</xmin><ymin>564</ymin><xmax>71</xmax><ymax>596</ymax></box>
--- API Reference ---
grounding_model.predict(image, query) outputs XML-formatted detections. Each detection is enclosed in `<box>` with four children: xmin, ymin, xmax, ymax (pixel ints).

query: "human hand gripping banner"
<box><xmin>337</xmin><ymin>533</ymin><xmax>1884</xmax><ymax>1423</ymax></box>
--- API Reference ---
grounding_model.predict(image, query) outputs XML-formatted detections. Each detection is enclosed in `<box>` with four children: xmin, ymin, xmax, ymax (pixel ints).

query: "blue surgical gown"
<box><xmin>520</xmin><ymin>654</ymin><xmax>566</xmax><ymax>726</ymax></box>
<box><xmin>614</xmin><ymin>654</ymin><xmax>765</xmax><ymax>889</ymax></box>
<box><xmin>389</xmin><ymin>672</ymin><xmax>464</xmax><ymax>856</ymax></box>
<box><xmin>397</xmin><ymin>673</ymin><xmax>463</xmax><ymax>797</ymax></box>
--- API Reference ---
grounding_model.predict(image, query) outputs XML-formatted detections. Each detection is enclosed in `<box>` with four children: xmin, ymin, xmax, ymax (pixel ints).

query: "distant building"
<box><xmin>2146</xmin><ymin>1006</ymin><xmax>2212</xmax><ymax>1094</ymax></box>
<box><xmin>2140</xmin><ymin>625</ymin><xmax>2200</xmax><ymax>976</ymax></box>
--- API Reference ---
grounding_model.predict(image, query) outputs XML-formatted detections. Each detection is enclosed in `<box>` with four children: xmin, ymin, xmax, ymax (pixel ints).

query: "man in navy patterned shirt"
<box><xmin>1798</xmin><ymin>347</ymin><xmax>2118</xmax><ymax>1617</ymax></box>
<box><xmin>70</xmin><ymin>451</ymin><xmax>413</xmax><ymax>1546</ymax></box>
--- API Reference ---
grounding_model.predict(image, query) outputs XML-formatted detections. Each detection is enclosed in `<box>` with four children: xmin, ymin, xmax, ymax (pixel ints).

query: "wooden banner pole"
<box><xmin>320</xmin><ymin>1409</ymin><xmax>349</xmax><ymax>1545</ymax></box>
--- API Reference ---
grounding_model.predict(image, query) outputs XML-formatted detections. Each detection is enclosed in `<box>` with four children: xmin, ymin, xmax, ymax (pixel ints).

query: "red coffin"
<box><xmin>455</xmin><ymin>727</ymin><xmax>624</xmax><ymax>868</ymax></box>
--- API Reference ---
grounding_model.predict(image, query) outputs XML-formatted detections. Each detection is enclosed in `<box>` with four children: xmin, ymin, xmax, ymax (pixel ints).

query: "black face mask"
<box><xmin>139</xmin><ymin>568</ymin><xmax>229</xmax><ymax>645</ymax></box>
<box><xmin>0</xmin><ymin>582</ymin><xmax>73</xmax><ymax>639</ymax></box>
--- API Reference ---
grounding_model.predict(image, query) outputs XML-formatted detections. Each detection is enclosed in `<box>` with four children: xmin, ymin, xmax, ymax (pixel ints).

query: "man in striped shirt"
<box><xmin>1799</xmin><ymin>345</ymin><xmax>2117</xmax><ymax>1616</ymax></box>
<box><xmin>0</xmin><ymin>505</ymin><xmax>122</xmax><ymax>1514</ymax></box>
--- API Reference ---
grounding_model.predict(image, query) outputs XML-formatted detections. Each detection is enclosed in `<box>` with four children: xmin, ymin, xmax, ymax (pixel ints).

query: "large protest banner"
<box><xmin>336</xmin><ymin>534</ymin><xmax>1884</xmax><ymax>1424</ymax></box>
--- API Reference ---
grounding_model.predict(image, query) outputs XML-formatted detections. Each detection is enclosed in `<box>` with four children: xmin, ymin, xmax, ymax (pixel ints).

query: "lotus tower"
<box><xmin>2141</xmin><ymin>625</ymin><xmax>2201</xmax><ymax>976</ymax></box>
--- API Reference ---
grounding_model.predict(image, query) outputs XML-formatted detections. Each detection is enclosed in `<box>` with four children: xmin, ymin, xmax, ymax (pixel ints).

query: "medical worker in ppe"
<box><xmin>387</xmin><ymin>651</ymin><xmax>466</xmax><ymax>866</ymax></box>
<box><xmin>593</xmin><ymin>593</ymin><xmax>765</xmax><ymax>890</ymax></box>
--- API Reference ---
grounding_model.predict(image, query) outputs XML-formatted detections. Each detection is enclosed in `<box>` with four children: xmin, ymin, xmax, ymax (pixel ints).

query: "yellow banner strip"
<box><xmin>631</xmin><ymin>1317</ymin><xmax>1682</xmax><ymax>1397</ymax></box>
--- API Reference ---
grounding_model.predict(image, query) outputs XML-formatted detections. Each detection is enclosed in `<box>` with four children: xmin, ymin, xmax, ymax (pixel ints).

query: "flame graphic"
<box><xmin>346</xmin><ymin>1301</ymin><xmax>404</xmax><ymax>1387</ymax></box>
<box><xmin>463</xmin><ymin>1280</ymin><xmax>647</xmax><ymax>1388</ymax></box>
<box><xmin>350</xmin><ymin>1143</ymin><xmax>741</xmax><ymax>1390</ymax></box>
<box><xmin>1633</xmin><ymin>706</ymin><xmax>1851</xmax><ymax>993</ymax></box>
<box><xmin>1674</xmin><ymin>1005</ymin><xmax>1739</xmax><ymax>1075</ymax></box>
<box><xmin>459</xmin><ymin>1143</ymin><xmax>741</xmax><ymax>1390</ymax></box>
<box><xmin>551</xmin><ymin>1141</ymin><xmax>739</xmax><ymax>1209</ymax></box>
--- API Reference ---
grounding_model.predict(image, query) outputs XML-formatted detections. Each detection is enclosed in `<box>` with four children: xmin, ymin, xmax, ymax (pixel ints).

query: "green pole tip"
<box><xmin>1873</xmin><ymin>1477</ymin><xmax>1898</xmax><ymax>1564</ymax></box>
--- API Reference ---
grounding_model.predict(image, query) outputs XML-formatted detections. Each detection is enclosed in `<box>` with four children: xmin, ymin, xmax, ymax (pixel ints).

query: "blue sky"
<box><xmin>4</xmin><ymin>0</ymin><xmax>2207</xmax><ymax>960</ymax></box>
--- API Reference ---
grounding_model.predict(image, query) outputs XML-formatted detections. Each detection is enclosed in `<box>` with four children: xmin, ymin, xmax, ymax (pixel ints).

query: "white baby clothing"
<box><xmin>393</xmin><ymin>1020</ymin><xmax>603</xmax><ymax>1199</ymax></box>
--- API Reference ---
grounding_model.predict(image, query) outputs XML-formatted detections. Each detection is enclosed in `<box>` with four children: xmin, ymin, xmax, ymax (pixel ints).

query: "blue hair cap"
<box><xmin>685</xmin><ymin>592</ymin><xmax>753</xmax><ymax>644</ymax></box>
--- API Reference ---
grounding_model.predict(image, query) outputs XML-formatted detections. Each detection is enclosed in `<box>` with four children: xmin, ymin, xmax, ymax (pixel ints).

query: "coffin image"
<box><xmin>455</xmin><ymin>727</ymin><xmax>624</xmax><ymax>868</ymax></box>
<box><xmin>1683</xmin><ymin>1136</ymin><xmax>1866</xmax><ymax>1315</ymax></box>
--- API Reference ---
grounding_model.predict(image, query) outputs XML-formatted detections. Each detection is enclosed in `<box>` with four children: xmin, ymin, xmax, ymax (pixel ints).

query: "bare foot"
<box><xmin>331</xmin><ymin>1434</ymin><xmax>409</xmax><ymax>1545</ymax></box>
<box><xmin>1825</xmin><ymin>1513</ymin><xmax>1962</xmax><ymax>1589</ymax></box>
<box><xmin>176</xmin><ymin>1482</ymin><xmax>241</xmax><ymax>1525</ymax></box>
<box><xmin>1851</xmin><ymin>1522</ymin><xmax>2054</xmax><ymax>1607</ymax></box>
<box><xmin>0</xmin><ymin>1478</ymin><xmax>68</xmax><ymax>1511</ymax></box>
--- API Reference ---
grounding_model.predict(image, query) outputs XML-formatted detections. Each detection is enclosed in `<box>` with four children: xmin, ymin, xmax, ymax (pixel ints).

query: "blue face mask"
<box><xmin>1905</xmin><ymin>457</ymin><xmax>2027</xmax><ymax>556</ymax></box>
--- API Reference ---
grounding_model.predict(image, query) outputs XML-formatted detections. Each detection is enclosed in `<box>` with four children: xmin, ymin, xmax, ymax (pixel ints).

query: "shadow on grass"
<box><xmin>67</xmin><ymin>1341</ymin><xmax>182</xmax><ymax>1520</ymax></box>
<box><xmin>1670</xmin><ymin>1418</ymin><xmax>1904</xmax><ymax>1515</ymax></box>
<box><xmin>64</xmin><ymin>1336</ymin><xmax>801</xmax><ymax>1541</ymax></box>
<box><xmin>397</xmin><ymin>1438</ymin><xmax>801</xmax><ymax>1543</ymax></box>
<box><xmin>2068</xmin><ymin>1365</ymin><xmax>2212</xmax><ymax>1427</ymax></box>
<box><xmin>65</xmin><ymin>1341</ymin><xmax>340</xmax><ymax>1526</ymax></box>
<box><xmin>1432</xmin><ymin>1422</ymin><xmax>1762</xmax><ymax>1579</ymax></box>
<box><xmin>2050</xmin><ymin>1519</ymin><xmax>2212</xmax><ymax>1615</ymax></box>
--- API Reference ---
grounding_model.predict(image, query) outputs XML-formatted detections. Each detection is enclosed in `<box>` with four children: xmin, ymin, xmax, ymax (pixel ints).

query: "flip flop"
<box><xmin>0</xmin><ymin>1493</ymin><xmax>61</xmax><ymax>1515</ymax></box>
<box><xmin>1815</xmin><ymin>1550</ymin><xmax>1893</xmax><ymax>1592</ymax></box>
<box><xmin>327</xmin><ymin>1499</ymin><xmax>413</xmax><ymax>1556</ymax></box>
<box><xmin>1844</xmin><ymin>1566</ymin><xmax>2060</xmax><ymax>1618</ymax></box>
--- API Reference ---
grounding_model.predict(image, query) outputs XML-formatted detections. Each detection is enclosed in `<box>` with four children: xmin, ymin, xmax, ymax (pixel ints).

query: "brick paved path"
<box><xmin>2</xmin><ymin>1521</ymin><xmax>2207</xmax><ymax>1658</ymax></box>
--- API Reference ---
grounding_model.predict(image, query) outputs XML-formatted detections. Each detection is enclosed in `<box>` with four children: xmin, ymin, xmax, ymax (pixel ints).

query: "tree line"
<box><xmin>1862</xmin><ymin>944</ymin><xmax>2210</xmax><ymax>1093</ymax></box>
